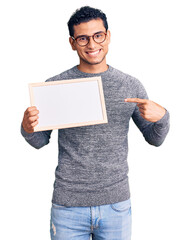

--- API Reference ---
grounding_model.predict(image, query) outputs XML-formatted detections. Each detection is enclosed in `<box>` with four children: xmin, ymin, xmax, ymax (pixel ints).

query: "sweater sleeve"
<box><xmin>131</xmin><ymin>79</ymin><xmax>170</xmax><ymax>147</ymax></box>
<box><xmin>21</xmin><ymin>124</ymin><xmax>52</xmax><ymax>149</ymax></box>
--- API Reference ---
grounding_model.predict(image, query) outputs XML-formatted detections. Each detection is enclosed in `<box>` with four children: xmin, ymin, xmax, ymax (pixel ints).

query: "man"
<box><xmin>21</xmin><ymin>6</ymin><xmax>170</xmax><ymax>240</ymax></box>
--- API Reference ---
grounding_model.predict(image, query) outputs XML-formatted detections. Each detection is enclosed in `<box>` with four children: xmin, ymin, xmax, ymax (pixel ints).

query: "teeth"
<box><xmin>88</xmin><ymin>50</ymin><xmax>100</xmax><ymax>55</ymax></box>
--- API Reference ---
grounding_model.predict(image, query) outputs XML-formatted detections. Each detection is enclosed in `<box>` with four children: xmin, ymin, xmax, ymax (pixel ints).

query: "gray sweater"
<box><xmin>21</xmin><ymin>65</ymin><xmax>170</xmax><ymax>207</ymax></box>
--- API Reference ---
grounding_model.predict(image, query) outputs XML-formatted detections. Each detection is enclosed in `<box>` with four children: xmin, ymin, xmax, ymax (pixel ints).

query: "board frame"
<box><xmin>29</xmin><ymin>76</ymin><xmax>108</xmax><ymax>132</ymax></box>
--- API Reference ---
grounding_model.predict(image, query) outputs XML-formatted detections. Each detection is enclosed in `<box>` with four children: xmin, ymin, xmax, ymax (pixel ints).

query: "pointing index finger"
<box><xmin>125</xmin><ymin>98</ymin><xmax>147</xmax><ymax>103</ymax></box>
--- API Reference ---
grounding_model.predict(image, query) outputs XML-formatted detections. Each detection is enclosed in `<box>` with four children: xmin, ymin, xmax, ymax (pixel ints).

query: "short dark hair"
<box><xmin>68</xmin><ymin>6</ymin><xmax>108</xmax><ymax>37</ymax></box>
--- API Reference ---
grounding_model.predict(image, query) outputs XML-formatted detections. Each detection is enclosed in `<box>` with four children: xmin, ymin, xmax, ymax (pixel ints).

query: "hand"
<box><xmin>22</xmin><ymin>106</ymin><xmax>39</xmax><ymax>133</ymax></box>
<box><xmin>125</xmin><ymin>98</ymin><xmax>166</xmax><ymax>122</ymax></box>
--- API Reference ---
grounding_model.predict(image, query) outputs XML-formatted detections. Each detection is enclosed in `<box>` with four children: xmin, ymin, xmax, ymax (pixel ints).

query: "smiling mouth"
<box><xmin>86</xmin><ymin>49</ymin><xmax>101</xmax><ymax>57</ymax></box>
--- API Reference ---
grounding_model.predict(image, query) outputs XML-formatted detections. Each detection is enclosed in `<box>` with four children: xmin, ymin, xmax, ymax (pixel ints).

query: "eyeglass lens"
<box><xmin>76</xmin><ymin>32</ymin><xmax>106</xmax><ymax>46</ymax></box>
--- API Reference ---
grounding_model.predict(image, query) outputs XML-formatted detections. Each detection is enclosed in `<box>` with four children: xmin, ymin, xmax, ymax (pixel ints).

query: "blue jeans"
<box><xmin>50</xmin><ymin>198</ymin><xmax>132</xmax><ymax>240</ymax></box>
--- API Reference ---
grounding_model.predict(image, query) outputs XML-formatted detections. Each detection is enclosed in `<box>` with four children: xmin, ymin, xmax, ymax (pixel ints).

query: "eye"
<box><xmin>95</xmin><ymin>33</ymin><xmax>103</xmax><ymax>39</ymax></box>
<box><xmin>78</xmin><ymin>36</ymin><xmax>88</xmax><ymax>42</ymax></box>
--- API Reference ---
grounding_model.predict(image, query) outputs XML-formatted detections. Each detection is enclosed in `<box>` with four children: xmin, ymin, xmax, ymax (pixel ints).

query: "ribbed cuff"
<box><xmin>155</xmin><ymin>110</ymin><xmax>170</xmax><ymax>127</ymax></box>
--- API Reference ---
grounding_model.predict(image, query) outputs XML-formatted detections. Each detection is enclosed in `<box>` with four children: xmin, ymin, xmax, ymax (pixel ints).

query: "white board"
<box><xmin>29</xmin><ymin>76</ymin><xmax>108</xmax><ymax>132</ymax></box>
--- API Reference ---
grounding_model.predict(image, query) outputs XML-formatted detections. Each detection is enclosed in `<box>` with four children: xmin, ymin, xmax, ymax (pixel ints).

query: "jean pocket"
<box><xmin>111</xmin><ymin>199</ymin><xmax>131</xmax><ymax>212</ymax></box>
<box><xmin>52</xmin><ymin>203</ymin><xmax>68</xmax><ymax>210</ymax></box>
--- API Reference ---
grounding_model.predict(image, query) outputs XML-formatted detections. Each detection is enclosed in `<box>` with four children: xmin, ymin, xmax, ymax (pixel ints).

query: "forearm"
<box><xmin>21</xmin><ymin>124</ymin><xmax>52</xmax><ymax>149</ymax></box>
<box><xmin>140</xmin><ymin>110</ymin><xmax>170</xmax><ymax>147</ymax></box>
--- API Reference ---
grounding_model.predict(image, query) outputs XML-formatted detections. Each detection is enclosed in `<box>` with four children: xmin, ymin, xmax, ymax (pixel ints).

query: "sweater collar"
<box><xmin>72</xmin><ymin>65</ymin><xmax>114</xmax><ymax>78</ymax></box>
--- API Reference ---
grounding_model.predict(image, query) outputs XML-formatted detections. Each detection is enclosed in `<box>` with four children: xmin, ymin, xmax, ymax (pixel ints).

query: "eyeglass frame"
<box><xmin>71</xmin><ymin>31</ymin><xmax>107</xmax><ymax>47</ymax></box>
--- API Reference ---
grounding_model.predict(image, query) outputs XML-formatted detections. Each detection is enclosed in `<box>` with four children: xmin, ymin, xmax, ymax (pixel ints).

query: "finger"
<box><xmin>25</xmin><ymin>120</ymin><xmax>38</xmax><ymax>131</ymax></box>
<box><xmin>138</xmin><ymin>108</ymin><xmax>145</xmax><ymax>114</ymax></box>
<box><xmin>28</xmin><ymin>115</ymin><xmax>39</xmax><ymax>123</ymax></box>
<box><xmin>25</xmin><ymin>109</ymin><xmax>39</xmax><ymax>117</ymax></box>
<box><xmin>125</xmin><ymin>98</ymin><xmax>147</xmax><ymax>104</ymax></box>
<box><xmin>25</xmin><ymin>106</ymin><xmax>38</xmax><ymax>113</ymax></box>
<box><xmin>31</xmin><ymin>120</ymin><xmax>38</xmax><ymax>128</ymax></box>
<box><xmin>140</xmin><ymin>113</ymin><xmax>146</xmax><ymax>120</ymax></box>
<box><xmin>137</xmin><ymin>103</ymin><xmax>146</xmax><ymax>109</ymax></box>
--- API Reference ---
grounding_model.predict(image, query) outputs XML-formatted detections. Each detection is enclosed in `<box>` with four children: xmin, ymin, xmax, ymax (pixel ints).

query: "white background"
<box><xmin>0</xmin><ymin>0</ymin><xmax>189</xmax><ymax>239</ymax></box>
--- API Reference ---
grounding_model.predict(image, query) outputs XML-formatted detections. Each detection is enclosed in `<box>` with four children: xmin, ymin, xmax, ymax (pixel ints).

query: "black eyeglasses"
<box><xmin>72</xmin><ymin>31</ymin><xmax>107</xmax><ymax>47</ymax></box>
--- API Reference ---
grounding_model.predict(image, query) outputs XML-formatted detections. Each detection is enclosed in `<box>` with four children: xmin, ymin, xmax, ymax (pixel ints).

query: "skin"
<box><xmin>125</xmin><ymin>98</ymin><xmax>166</xmax><ymax>122</ymax></box>
<box><xmin>69</xmin><ymin>19</ymin><xmax>111</xmax><ymax>73</ymax></box>
<box><xmin>22</xmin><ymin>18</ymin><xmax>166</xmax><ymax>133</ymax></box>
<box><xmin>22</xmin><ymin>106</ymin><xmax>39</xmax><ymax>133</ymax></box>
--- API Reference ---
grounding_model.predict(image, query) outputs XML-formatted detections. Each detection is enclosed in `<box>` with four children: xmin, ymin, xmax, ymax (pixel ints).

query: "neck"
<box><xmin>77</xmin><ymin>60</ymin><xmax>108</xmax><ymax>74</ymax></box>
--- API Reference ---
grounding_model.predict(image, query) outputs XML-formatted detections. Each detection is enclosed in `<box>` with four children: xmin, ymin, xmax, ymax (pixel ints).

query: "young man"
<box><xmin>21</xmin><ymin>6</ymin><xmax>170</xmax><ymax>240</ymax></box>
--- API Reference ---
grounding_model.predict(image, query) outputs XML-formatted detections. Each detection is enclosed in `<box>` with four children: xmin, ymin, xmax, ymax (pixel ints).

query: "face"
<box><xmin>69</xmin><ymin>19</ymin><xmax>110</xmax><ymax>69</ymax></box>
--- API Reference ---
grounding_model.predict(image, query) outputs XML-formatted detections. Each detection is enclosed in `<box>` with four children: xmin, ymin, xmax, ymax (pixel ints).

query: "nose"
<box><xmin>87</xmin><ymin>36</ymin><xmax>96</xmax><ymax>49</ymax></box>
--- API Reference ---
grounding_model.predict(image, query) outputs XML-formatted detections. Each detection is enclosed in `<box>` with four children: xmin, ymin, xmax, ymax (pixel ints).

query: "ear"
<box><xmin>106</xmin><ymin>30</ymin><xmax>111</xmax><ymax>44</ymax></box>
<box><xmin>69</xmin><ymin>37</ymin><xmax>77</xmax><ymax>51</ymax></box>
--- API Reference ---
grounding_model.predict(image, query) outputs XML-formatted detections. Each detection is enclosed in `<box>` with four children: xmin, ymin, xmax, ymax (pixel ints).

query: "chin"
<box><xmin>83</xmin><ymin>56</ymin><xmax>106</xmax><ymax>66</ymax></box>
